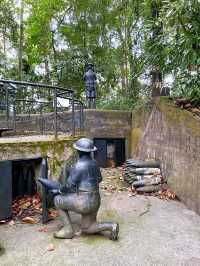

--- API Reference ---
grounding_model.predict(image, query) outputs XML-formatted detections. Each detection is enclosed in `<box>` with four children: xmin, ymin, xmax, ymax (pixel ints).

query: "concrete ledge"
<box><xmin>0</xmin><ymin>135</ymin><xmax>79</xmax><ymax>180</ymax></box>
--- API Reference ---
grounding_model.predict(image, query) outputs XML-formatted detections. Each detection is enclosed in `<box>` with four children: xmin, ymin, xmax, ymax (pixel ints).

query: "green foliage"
<box><xmin>172</xmin><ymin>71</ymin><xmax>200</xmax><ymax>106</ymax></box>
<box><xmin>0</xmin><ymin>0</ymin><xmax>199</xmax><ymax>109</ymax></box>
<box><xmin>141</xmin><ymin>0</ymin><xmax>200</xmax><ymax>104</ymax></box>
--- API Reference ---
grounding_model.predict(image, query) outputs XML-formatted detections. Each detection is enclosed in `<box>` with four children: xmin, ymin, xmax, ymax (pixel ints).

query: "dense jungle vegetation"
<box><xmin>0</xmin><ymin>0</ymin><xmax>199</xmax><ymax>109</ymax></box>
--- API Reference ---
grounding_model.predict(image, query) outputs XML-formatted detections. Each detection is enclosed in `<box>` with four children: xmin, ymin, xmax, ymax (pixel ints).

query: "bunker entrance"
<box><xmin>94</xmin><ymin>138</ymin><xmax>125</xmax><ymax>168</ymax></box>
<box><xmin>12</xmin><ymin>158</ymin><xmax>42</xmax><ymax>200</ymax></box>
<box><xmin>0</xmin><ymin>158</ymin><xmax>42</xmax><ymax>220</ymax></box>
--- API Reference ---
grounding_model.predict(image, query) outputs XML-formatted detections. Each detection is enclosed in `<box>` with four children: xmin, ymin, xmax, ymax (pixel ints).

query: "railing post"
<box><xmin>71</xmin><ymin>93</ymin><xmax>75</xmax><ymax>136</ymax></box>
<box><xmin>54</xmin><ymin>88</ymin><xmax>58</xmax><ymax>139</ymax></box>
<box><xmin>79</xmin><ymin>104</ymin><xmax>81</xmax><ymax>134</ymax></box>
<box><xmin>13</xmin><ymin>100</ymin><xmax>16</xmax><ymax>133</ymax></box>
<box><xmin>39</xmin><ymin>105</ymin><xmax>44</xmax><ymax>134</ymax></box>
<box><xmin>79</xmin><ymin>104</ymin><xmax>84</xmax><ymax>134</ymax></box>
<box><xmin>6</xmin><ymin>85</ymin><xmax>9</xmax><ymax>121</ymax></box>
<box><xmin>81</xmin><ymin>104</ymin><xmax>84</xmax><ymax>134</ymax></box>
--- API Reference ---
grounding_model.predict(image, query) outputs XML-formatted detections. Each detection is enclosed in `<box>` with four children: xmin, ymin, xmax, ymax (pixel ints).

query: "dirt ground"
<box><xmin>1</xmin><ymin>168</ymin><xmax>200</xmax><ymax>266</ymax></box>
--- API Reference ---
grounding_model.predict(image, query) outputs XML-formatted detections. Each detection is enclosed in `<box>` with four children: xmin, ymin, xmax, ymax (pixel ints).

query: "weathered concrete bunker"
<box><xmin>0</xmin><ymin>135</ymin><xmax>79</xmax><ymax>220</ymax></box>
<box><xmin>0</xmin><ymin>109</ymin><xmax>132</xmax><ymax>220</ymax></box>
<box><xmin>1</xmin><ymin>96</ymin><xmax>200</xmax><ymax>217</ymax></box>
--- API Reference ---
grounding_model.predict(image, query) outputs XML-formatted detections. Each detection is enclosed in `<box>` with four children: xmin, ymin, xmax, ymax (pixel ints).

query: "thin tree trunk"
<box><xmin>3</xmin><ymin>26</ymin><xmax>6</xmax><ymax>74</ymax></box>
<box><xmin>18</xmin><ymin>0</ymin><xmax>24</xmax><ymax>81</ymax></box>
<box><xmin>17</xmin><ymin>0</ymin><xmax>24</xmax><ymax>112</ymax></box>
<box><xmin>44</xmin><ymin>58</ymin><xmax>51</xmax><ymax>99</ymax></box>
<box><xmin>151</xmin><ymin>0</ymin><xmax>162</xmax><ymax>97</ymax></box>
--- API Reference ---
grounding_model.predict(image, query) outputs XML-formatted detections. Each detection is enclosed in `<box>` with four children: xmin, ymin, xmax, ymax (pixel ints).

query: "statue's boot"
<box><xmin>81</xmin><ymin>213</ymin><xmax>119</xmax><ymax>241</ymax></box>
<box><xmin>54</xmin><ymin>210</ymin><xmax>74</xmax><ymax>239</ymax></box>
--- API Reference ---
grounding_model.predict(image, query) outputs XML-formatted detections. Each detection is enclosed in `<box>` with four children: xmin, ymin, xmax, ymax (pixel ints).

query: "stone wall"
<box><xmin>131</xmin><ymin>97</ymin><xmax>200</xmax><ymax>214</ymax></box>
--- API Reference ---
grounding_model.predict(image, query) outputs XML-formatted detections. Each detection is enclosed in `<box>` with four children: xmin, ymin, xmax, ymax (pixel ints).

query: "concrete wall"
<box><xmin>0</xmin><ymin>109</ymin><xmax>132</xmax><ymax>180</ymax></box>
<box><xmin>84</xmin><ymin>109</ymin><xmax>132</xmax><ymax>138</ymax></box>
<box><xmin>1</xmin><ymin>100</ymin><xmax>200</xmax><ymax>214</ymax></box>
<box><xmin>84</xmin><ymin>109</ymin><xmax>132</xmax><ymax>158</ymax></box>
<box><xmin>2</xmin><ymin>109</ymin><xmax>132</xmax><ymax>138</ymax></box>
<box><xmin>131</xmin><ymin>97</ymin><xmax>200</xmax><ymax>214</ymax></box>
<box><xmin>0</xmin><ymin>136</ymin><xmax>78</xmax><ymax>181</ymax></box>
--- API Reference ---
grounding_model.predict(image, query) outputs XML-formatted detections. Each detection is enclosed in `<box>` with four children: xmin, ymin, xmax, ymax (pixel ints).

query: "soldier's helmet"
<box><xmin>73</xmin><ymin>138</ymin><xmax>97</xmax><ymax>152</ymax></box>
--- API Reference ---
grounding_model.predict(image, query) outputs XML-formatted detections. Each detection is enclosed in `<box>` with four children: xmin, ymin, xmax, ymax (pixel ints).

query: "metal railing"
<box><xmin>0</xmin><ymin>79</ymin><xmax>84</xmax><ymax>138</ymax></box>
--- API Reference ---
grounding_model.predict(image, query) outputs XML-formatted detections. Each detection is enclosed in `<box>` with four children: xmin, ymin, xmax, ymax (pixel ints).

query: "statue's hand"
<box><xmin>49</xmin><ymin>189</ymin><xmax>61</xmax><ymax>196</ymax></box>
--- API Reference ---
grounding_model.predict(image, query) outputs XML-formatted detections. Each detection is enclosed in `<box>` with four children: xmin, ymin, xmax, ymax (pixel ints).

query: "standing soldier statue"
<box><xmin>84</xmin><ymin>63</ymin><xmax>96</xmax><ymax>109</ymax></box>
<box><xmin>39</xmin><ymin>138</ymin><xmax>119</xmax><ymax>241</ymax></box>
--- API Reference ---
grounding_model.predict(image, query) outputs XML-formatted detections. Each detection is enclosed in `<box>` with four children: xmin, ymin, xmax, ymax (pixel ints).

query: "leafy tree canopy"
<box><xmin>0</xmin><ymin>0</ymin><xmax>199</xmax><ymax>108</ymax></box>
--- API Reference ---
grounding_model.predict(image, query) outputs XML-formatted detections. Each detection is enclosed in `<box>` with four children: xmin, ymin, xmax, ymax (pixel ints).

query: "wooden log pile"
<box><xmin>123</xmin><ymin>159</ymin><xmax>164</xmax><ymax>193</ymax></box>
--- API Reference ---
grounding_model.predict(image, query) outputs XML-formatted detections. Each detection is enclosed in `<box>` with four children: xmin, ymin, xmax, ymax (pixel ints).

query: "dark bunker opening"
<box><xmin>0</xmin><ymin>158</ymin><xmax>42</xmax><ymax>220</ymax></box>
<box><xmin>94</xmin><ymin>138</ymin><xmax>125</xmax><ymax>168</ymax></box>
<box><xmin>12</xmin><ymin>158</ymin><xmax>42</xmax><ymax>199</ymax></box>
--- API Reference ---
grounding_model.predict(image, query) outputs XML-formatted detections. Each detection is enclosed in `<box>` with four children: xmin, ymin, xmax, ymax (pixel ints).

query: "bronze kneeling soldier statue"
<box><xmin>39</xmin><ymin>138</ymin><xmax>119</xmax><ymax>240</ymax></box>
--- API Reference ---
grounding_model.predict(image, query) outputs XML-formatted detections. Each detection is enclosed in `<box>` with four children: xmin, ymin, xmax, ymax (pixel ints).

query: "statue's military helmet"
<box><xmin>73</xmin><ymin>138</ymin><xmax>97</xmax><ymax>152</ymax></box>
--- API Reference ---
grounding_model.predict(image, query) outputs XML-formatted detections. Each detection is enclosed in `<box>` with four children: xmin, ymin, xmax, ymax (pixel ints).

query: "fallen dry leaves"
<box><xmin>101</xmin><ymin>167</ymin><xmax>176</xmax><ymax>201</ymax></box>
<box><xmin>47</xmin><ymin>244</ymin><xmax>55</xmax><ymax>252</ymax></box>
<box><xmin>22</xmin><ymin>216</ymin><xmax>36</xmax><ymax>224</ymax></box>
<box><xmin>12</xmin><ymin>194</ymin><xmax>42</xmax><ymax>219</ymax></box>
<box><xmin>48</xmin><ymin>210</ymin><xmax>59</xmax><ymax>219</ymax></box>
<box><xmin>38</xmin><ymin>227</ymin><xmax>49</xmax><ymax>233</ymax></box>
<box><xmin>157</xmin><ymin>189</ymin><xmax>176</xmax><ymax>200</ymax></box>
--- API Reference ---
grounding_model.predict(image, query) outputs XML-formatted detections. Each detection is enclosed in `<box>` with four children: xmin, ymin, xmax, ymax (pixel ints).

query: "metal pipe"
<box><xmin>0</xmin><ymin>79</ymin><xmax>74</xmax><ymax>93</ymax></box>
<box><xmin>5</xmin><ymin>85</ymin><xmax>9</xmax><ymax>121</ymax></box>
<box><xmin>39</xmin><ymin>105</ymin><xmax>44</xmax><ymax>134</ymax></box>
<box><xmin>56</xmin><ymin>91</ymin><xmax>72</xmax><ymax>97</ymax></box>
<box><xmin>53</xmin><ymin>89</ymin><xmax>58</xmax><ymax>139</ymax></box>
<box><xmin>15</xmin><ymin>99</ymin><xmax>51</xmax><ymax>104</ymax></box>
<box><xmin>13</xmin><ymin>101</ymin><xmax>16</xmax><ymax>133</ymax></box>
<box><xmin>80</xmin><ymin>105</ymin><xmax>84</xmax><ymax>134</ymax></box>
<box><xmin>71</xmin><ymin>93</ymin><xmax>75</xmax><ymax>136</ymax></box>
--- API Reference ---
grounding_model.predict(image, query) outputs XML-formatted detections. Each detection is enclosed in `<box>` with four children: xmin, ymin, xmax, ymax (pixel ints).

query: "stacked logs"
<box><xmin>123</xmin><ymin>159</ymin><xmax>164</xmax><ymax>193</ymax></box>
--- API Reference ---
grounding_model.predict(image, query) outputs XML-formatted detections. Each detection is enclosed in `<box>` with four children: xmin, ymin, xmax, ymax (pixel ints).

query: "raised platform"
<box><xmin>0</xmin><ymin>134</ymin><xmax>79</xmax><ymax>180</ymax></box>
<box><xmin>0</xmin><ymin>134</ymin><xmax>72</xmax><ymax>144</ymax></box>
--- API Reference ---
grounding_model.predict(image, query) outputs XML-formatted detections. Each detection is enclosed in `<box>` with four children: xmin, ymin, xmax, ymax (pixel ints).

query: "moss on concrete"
<box><xmin>131</xmin><ymin>128</ymin><xmax>143</xmax><ymax>155</ymax></box>
<box><xmin>156</xmin><ymin>97</ymin><xmax>200</xmax><ymax>137</ymax></box>
<box><xmin>82</xmin><ymin>234</ymin><xmax>106</xmax><ymax>245</ymax></box>
<box><xmin>0</xmin><ymin>136</ymin><xmax>78</xmax><ymax>180</ymax></box>
<box><xmin>131</xmin><ymin>103</ymin><xmax>152</xmax><ymax>156</ymax></box>
<box><xmin>82</xmin><ymin>208</ymin><xmax>124</xmax><ymax>246</ymax></box>
<box><xmin>131</xmin><ymin>97</ymin><xmax>200</xmax><ymax>156</ymax></box>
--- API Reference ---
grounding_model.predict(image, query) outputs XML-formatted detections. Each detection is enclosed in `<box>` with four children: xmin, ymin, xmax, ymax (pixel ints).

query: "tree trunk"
<box><xmin>151</xmin><ymin>67</ymin><xmax>162</xmax><ymax>97</ymax></box>
<box><xmin>44</xmin><ymin>58</ymin><xmax>51</xmax><ymax>99</ymax></box>
<box><xmin>18</xmin><ymin>0</ymin><xmax>24</xmax><ymax>81</ymax></box>
<box><xmin>150</xmin><ymin>0</ymin><xmax>162</xmax><ymax>97</ymax></box>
